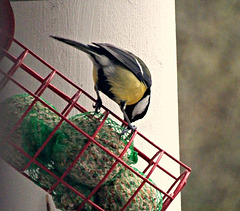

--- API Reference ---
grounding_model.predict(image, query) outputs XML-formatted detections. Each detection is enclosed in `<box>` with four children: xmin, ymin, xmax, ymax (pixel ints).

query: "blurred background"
<box><xmin>176</xmin><ymin>1</ymin><xmax>240</xmax><ymax>210</ymax></box>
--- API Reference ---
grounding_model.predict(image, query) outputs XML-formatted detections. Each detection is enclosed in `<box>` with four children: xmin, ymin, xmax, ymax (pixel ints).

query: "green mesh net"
<box><xmin>96</xmin><ymin>167</ymin><xmax>163</xmax><ymax>211</ymax></box>
<box><xmin>52</xmin><ymin>112</ymin><xmax>137</xmax><ymax>187</ymax></box>
<box><xmin>28</xmin><ymin>163</ymin><xmax>94</xmax><ymax>211</ymax></box>
<box><xmin>52</xmin><ymin>183</ymin><xmax>94</xmax><ymax>211</ymax></box>
<box><xmin>0</xmin><ymin>93</ymin><xmax>59</xmax><ymax>169</ymax></box>
<box><xmin>1</xmin><ymin>94</ymin><xmax>162</xmax><ymax>210</ymax></box>
<box><xmin>28</xmin><ymin>163</ymin><xmax>57</xmax><ymax>190</ymax></box>
<box><xmin>21</xmin><ymin>102</ymin><xmax>61</xmax><ymax>165</ymax></box>
<box><xmin>27</xmin><ymin>163</ymin><xmax>94</xmax><ymax>211</ymax></box>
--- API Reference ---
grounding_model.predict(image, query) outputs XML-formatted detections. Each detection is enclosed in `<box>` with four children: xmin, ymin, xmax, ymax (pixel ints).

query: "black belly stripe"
<box><xmin>97</xmin><ymin>67</ymin><xmax>115</xmax><ymax>101</ymax></box>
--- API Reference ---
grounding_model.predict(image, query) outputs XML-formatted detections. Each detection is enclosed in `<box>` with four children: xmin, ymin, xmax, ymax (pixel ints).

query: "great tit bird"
<box><xmin>50</xmin><ymin>36</ymin><xmax>152</xmax><ymax>131</ymax></box>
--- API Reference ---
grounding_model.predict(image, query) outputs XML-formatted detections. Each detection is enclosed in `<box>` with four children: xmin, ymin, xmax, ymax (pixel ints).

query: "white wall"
<box><xmin>1</xmin><ymin>0</ymin><xmax>180</xmax><ymax>210</ymax></box>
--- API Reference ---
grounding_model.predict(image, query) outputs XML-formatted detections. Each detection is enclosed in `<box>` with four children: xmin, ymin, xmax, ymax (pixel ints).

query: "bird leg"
<box><xmin>93</xmin><ymin>96</ymin><xmax>102</xmax><ymax>113</ymax></box>
<box><xmin>93</xmin><ymin>86</ymin><xmax>102</xmax><ymax>113</ymax></box>
<box><xmin>120</xmin><ymin>102</ymin><xmax>137</xmax><ymax>134</ymax></box>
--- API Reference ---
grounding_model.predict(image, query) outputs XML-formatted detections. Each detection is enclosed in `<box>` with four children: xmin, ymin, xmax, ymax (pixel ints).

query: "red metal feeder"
<box><xmin>0</xmin><ymin>3</ymin><xmax>191</xmax><ymax>210</ymax></box>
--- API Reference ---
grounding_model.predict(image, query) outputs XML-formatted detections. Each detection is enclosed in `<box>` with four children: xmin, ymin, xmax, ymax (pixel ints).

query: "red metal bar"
<box><xmin>134</xmin><ymin>147</ymin><xmax>178</xmax><ymax>180</ymax></box>
<box><xmin>34</xmin><ymin>70</ymin><xmax>56</xmax><ymax>96</ymax></box>
<box><xmin>77</xmin><ymin>128</ymin><xmax>138</xmax><ymax>210</ymax></box>
<box><xmin>0</xmin><ymin>35</ymin><xmax>129</xmax><ymax>128</ymax></box>
<box><xmin>121</xmin><ymin>150</ymin><xmax>165</xmax><ymax>210</ymax></box>
<box><xmin>161</xmin><ymin>170</ymin><xmax>191</xmax><ymax>211</ymax></box>
<box><xmin>0</xmin><ymin>49</ymin><xmax>28</xmax><ymax>91</ymax></box>
<box><xmin>0</xmin><ymin>30</ymin><xmax>191</xmax><ymax>211</ymax></box>
<box><xmin>137</xmin><ymin>131</ymin><xmax>192</xmax><ymax>171</ymax></box>
<box><xmin>143</xmin><ymin>150</ymin><xmax>163</xmax><ymax>174</ymax></box>
<box><xmin>21</xmin><ymin>90</ymin><xmax>83</xmax><ymax>172</ymax></box>
<box><xmin>48</xmin><ymin>112</ymin><xmax>110</xmax><ymax>194</ymax></box>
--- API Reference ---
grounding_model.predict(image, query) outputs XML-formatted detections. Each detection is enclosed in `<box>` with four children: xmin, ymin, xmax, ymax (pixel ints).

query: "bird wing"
<box><xmin>50</xmin><ymin>36</ymin><xmax>151</xmax><ymax>87</ymax></box>
<box><xmin>50</xmin><ymin>35</ymin><xmax>101</xmax><ymax>56</ymax></box>
<box><xmin>92</xmin><ymin>43</ymin><xmax>152</xmax><ymax>87</ymax></box>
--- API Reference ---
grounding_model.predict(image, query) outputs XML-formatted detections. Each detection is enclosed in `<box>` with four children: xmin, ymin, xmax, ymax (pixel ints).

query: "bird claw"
<box><xmin>120</xmin><ymin>124</ymin><xmax>137</xmax><ymax>136</ymax></box>
<box><xmin>93</xmin><ymin>99</ymin><xmax>102</xmax><ymax>113</ymax></box>
<box><xmin>93</xmin><ymin>103</ymin><xmax>101</xmax><ymax>113</ymax></box>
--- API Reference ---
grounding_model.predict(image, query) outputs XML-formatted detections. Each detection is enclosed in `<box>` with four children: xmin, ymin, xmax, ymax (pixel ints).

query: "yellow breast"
<box><xmin>92</xmin><ymin>66</ymin><xmax>98</xmax><ymax>85</ymax></box>
<box><xmin>107</xmin><ymin>67</ymin><xmax>147</xmax><ymax>105</ymax></box>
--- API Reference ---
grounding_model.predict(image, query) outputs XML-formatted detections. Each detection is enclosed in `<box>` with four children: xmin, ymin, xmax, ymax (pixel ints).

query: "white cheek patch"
<box><xmin>132</xmin><ymin>95</ymin><xmax>150</xmax><ymax>119</ymax></box>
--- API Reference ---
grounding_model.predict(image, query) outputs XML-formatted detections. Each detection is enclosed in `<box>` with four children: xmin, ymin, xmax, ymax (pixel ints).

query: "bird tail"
<box><xmin>50</xmin><ymin>35</ymin><xmax>98</xmax><ymax>56</ymax></box>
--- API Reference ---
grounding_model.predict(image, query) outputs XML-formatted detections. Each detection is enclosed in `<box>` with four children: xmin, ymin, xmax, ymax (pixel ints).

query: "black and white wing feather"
<box><xmin>50</xmin><ymin>36</ymin><xmax>152</xmax><ymax>87</ymax></box>
<box><xmin>93</xmin><ymin>43</ymin><xmax>152</xmax><ymax>87</ymax></box>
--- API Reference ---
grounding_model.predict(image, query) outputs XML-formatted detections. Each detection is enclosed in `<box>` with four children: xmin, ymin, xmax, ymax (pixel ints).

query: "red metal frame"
<box><xmin>0</xmin><ymin>28</ymin><xmax>191</xmax><ymax>210</ymax></box>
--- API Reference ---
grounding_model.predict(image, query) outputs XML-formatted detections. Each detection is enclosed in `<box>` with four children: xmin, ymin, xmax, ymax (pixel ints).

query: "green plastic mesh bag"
<box><xmin>0</xmin><ymin>93</ymin><xmax>59</xmax><ymax>169</ymax></box>
<box><xmin>52</xmin><ymin>112</ymin><xmax>137</xmax><ymax>187</ymax></box>
<box><xmin>96</xmin><ymin>167</ymin><xmax>163</xmax><ymax>211</ymax></box>
<box><xmin>28</xmin><ymin>163</ymin><xmax>94</xmax><ymax>211</ymax></box>
<box><xmin>27</xmin><ymin>163</ymin><xmax>58</xmax><ymax>190</ymax></box>
<box><xmin>52</xmin><ymin>183</ymin><xmax>95</xmax><ymax>211</ymax></box>
<box><xmin>2</xmin><ymin>94</ymin><xmax>157</xmax><ymax>210</ymax></box>
<box><xmin>21</xmin><ymin>101</ymin><xmax>61</xmax><ymax>165</ymax></box>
